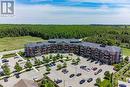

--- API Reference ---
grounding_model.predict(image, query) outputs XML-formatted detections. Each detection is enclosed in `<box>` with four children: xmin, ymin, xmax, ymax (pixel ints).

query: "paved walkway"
<box><xmin>0</xmin><ymin>49</ymin><xmax>24</xmax><ymax>55</ymax></box>
<box><xmin>16</xmin><ymin>52</ymin><xmax>26</xmax><ymax>62</ymax></box>
<box><xmin>16</xmin><ymin>52</ymin><xmax>39</xmax><ymax>72</ymax></box>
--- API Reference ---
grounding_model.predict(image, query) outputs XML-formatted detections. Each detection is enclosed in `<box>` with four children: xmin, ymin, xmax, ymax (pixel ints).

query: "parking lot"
<box><xmin>0</xmin><ymin>53</ymin><xmax>115</xmax><ymax>87</ymax></box>
<box><xmin>44</xmin><ymin>54</ymin><xmax>115</xmax><ymax>87</ymax></box>
<box><xmin>0</xmin><ymin>69</ymin><xmax>43</xmax><ymax>87</ymax></box>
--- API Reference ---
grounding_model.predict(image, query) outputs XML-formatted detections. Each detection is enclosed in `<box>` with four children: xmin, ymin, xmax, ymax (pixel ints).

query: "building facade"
<box><xmin>25</xmin><ymin>39</ymin><xmax>121</xmax><ymax>65</ymax></box>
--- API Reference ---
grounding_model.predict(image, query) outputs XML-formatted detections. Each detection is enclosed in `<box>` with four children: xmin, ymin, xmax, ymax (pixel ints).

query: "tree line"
<box><xmin>0</xmin><ymin>24</ymin><xmax>130</xmax><ymax>48</ymax></box>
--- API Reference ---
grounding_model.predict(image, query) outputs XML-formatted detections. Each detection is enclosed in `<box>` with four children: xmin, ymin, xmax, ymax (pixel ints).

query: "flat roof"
<box><xmin>81</xmin><ymin>42</ymin><xmax>121</xmax><ymax>52</ymax></box>
<box><xmin>25</xmin><ymin>39</ymin><xmax>121</xmax><ymax>53</ymax></box>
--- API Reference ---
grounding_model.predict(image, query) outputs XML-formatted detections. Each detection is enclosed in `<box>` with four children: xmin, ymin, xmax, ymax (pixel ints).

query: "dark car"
<box><xmin>93</xmin><ymin>67</ymin><xmax>97</xmax><ymax>71</ymax></box>
<box><xmin>76</xmin><ymin>73</ymin><xmax>82</xmax><ymax>77</ymax></box>
<box><xmin>94</xmin><ymin>69</ymin><xmax>102</xmax><ymax>75</ymax></box>
<box><xmin>87</xmin><ymin>59</ymin><xmax>91</xmax><ymax>61</ymax></box>
<box><xmin>4</xmin><ymin>77</ymin><xmax>8</xmax><ymax>82</ymax></box>
<box><xmin>99</xmin><ymin>62</ymin><xmax>103</xmax><ymax>65</ymax></box>
<box><xmin>91</xmin><ymin>60</ymin><xmax>94</xmax><ymax>62</ymax></box>
<box><xmin>95</xmin><ymin>61</ymin><xmax>98</xmax><ymax>64</ymax></box>
<box><xmin>94</xmin><ymin>72</ymin><xmax>98</xmax><ymax>75</ymax></box>
<box><xmin>79</xmin><ymin>79</ymin><xmax>85</xmax><ymax>84</ymax></box>
<box><xmin>2</xmin><ymin>59</ymin><xmax>9</xmax><ymax>63</ymax></box>
<box><xmin>15</xmin><ymin>73</ymin><xmax>20</xmax><ymax>78</ymax></box>
<box><xmin>54</xmin><ymin>79</ymin><xmax>62</xmax><ymax>84</ymax></box>
<box><xmin>18</xmin><ymin>59</ymin><xmax>23</xmax><ymax>62</ymax></box>
<box><xmin>119</xmin><ymin>84</ymin><xmax>126</xmax><ymax>87</ymax></box>
<box><xmin>49</xmin><ymin>63</ymin><xmax>56</xmax><ymax>67</ymax></box>
<box><xmin>80</xmin><ymin>66</ymin><xmax>86</xmax><ymax>69</ymax></box>
<box><xmin>52</xmin><ymin>63</ymin><xmax>56</xmax><ymax>66</ymax></box>
<box><xmin>14</xmin><ymin>56</ymin><xmax>19</xmax><ymax>59</ymax></box>
<box><xmin>68</xmin><ymin>86</ymin><xmax>72</xmax><ymax>87</ymax></box>
<box><xmin>98</xmin><ymin>69</ymin><xmax>102</xmax><ymax>73</ymax></box>
<box><xmin>62</xmin><ymin>69</ymin><xmax>69</xmax><ymax>74</ymax></box>
<box><xmin>69</xmin><ymin>74</ymin><xmax>75</xmax><ymax>78</ymax></box>
<box><xmin>87</xmin><ymin>78</ymin><xmax>93</xmax><ymax>83</ymax></box>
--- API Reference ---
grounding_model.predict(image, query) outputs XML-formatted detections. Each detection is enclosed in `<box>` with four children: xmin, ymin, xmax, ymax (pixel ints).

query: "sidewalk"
<box><xmin>0</xmin><ymin>49</ymin><xmax>24</xmax><ymax>55</ymax></box>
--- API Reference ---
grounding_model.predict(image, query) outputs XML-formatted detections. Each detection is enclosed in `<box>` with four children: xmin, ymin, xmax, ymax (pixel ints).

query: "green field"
<box><xmin>0</xmin><ymin>36</ymin><xmax>44</xmax><ymax>52</ymax></box>
<box><xmin>122</xmin><ymin>48</ymin><xmax>130</xmax><ymax>56</ymax></box>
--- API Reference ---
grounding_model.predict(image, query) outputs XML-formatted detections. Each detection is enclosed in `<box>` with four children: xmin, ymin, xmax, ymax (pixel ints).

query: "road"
<box><xmin>0</xmin><ymin>49</ymin><xmax>24</xmax><ymax>55</ymax></box>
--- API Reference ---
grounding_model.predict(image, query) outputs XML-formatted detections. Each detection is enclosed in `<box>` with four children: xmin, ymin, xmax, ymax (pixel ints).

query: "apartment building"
<box><xmin>25</xmin><ymin>39</ymin><xmax>121</xmax><ymax>65</ymax></box>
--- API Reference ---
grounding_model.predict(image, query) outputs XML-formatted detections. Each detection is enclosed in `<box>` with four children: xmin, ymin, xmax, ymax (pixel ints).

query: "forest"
<box><xmin>0</xmin><ymin>24</ymin><xmax>130</xmax><ymax>48</ymax></box>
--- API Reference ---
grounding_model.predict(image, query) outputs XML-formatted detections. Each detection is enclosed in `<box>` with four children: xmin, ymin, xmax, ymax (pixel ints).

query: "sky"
<box><xmin>0</xmin><ymin>0</ymin><xmax>130</xmax><ymax>24</ymax></box>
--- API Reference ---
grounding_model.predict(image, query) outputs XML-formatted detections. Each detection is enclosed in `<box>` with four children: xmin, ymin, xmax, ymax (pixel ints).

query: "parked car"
<box><xmin>68</xmin><ymin>86</ymin><xmax>72</xmax><ymax>87</ymax></box>
<box><xmin>91</xmin><ymin>60</ymin><xmax>94</xmax><ymax>62</ymax></box>
<box><xmin>62</xmin><ymin>69</ymin><xmax>69</xmax><ymax>74</ymax></box>
<box><xmin>80</xmin><ymin>66</ymin><xmax>86</xmax><ymax>69</ymax></box>
<box><xmin>87</xmin><ymin>78</ymin><xmax>93</xmax><ymax>83</ymax></box>
<box><xmin>4</xmin><ymin>77</ymin><xmax>8</xmax><ymax>82</ymax></box>
<box><xmin>76</xmin><ymin>73</ymin><xmax>82</xmax><ymax>77</ymax></box>
<box><xmin>18</xmin><ymin>59</ymin><xmax>23</xmax><ymax>62</ymax></box>
<box><xmin>87</xmin><ymin>59</ymin><xmax>91</xmax><ymax>61</ymax></box>
<box><xmin>14</xmin><ymin>56</ymin><xmax>19</xmax><ymax>59</ymax></box>
<box><xmin>69</xmin><ymin>74</ymin><xmax>75</xmax><ymax>78</ymax></box>
<box><xmin>94</xmin><ymin>72</ymin><xmax>98</xmax><ymax>75</ymax></box>
<box><xmin>2</xmin><ymin>59</ymin><xmax>9</xmax><ymax>63</ymax></box>
<box><xmin>94</xmin><ymin>69</ymin><xmax>102</xmax><ymax>75</ymax></box>
<box><xmin>93</xmin><ymin>67</ymin><xmax>97</xmax><ymax>71</ymax></box>
<box><xmin>98</xmin><ymin>69</ymin><xmax>102</xmax><ymax>73</ymax></box>
<box><xmin>85</xmin><ymin>68</ymin><xmax>90</xmax><ymax>72</ymax></box>
<box><xmin>95</xmin><ymin>61</ymin><xmax>98</xmax><ymax>64</ymax></box>
<box><xmin>49</xmin><ymin>63</ymin><xmax>56</xmax><ymax>67</ymax></box>
<box><xmin>54</xmin><ymin>79</ymin><xmax>62</xmax><ymax>84</ymax></box>
<box><xmin>33</xmin><ymin>77</ymin><xmax>39</xmax><ymax>81</ymax></box>
<box><xmin>119</xmin><ymin>84</ymin><xmax>126</xmax><ymax>87</ymax></box>
<box><xmin>99</xmin><ymin>62</ymin><xmax>103</xmax><ymax>65</ymax></box>
<box><xmin>69</xmin><ymin>53</ymin><xmax>73</xmax><ymax>56</ymax></box>
<box><xmin>79</xmin><ymin>79</ymin><xmax>85</xmax><ymax>84</ymax></box>
<box><xmin>15</xmin><ymin>73</ymin><xmax>20</xmax><ymax>78</ymax></box>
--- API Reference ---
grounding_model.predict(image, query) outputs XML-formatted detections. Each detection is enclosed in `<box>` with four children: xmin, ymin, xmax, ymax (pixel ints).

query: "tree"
<box><xmin>0</xmin><ymin>84</ymin><xmax>3</xmax><ymax>87</ymax></box>
<box><xmin>40</xmin><ymin>79</ymin><xmax>55</xmax><ymax>87</ymax></box>
<box><xmin>52</xmin><ymin>56</ymin><xmax>57</xmax><ymax>62</ymax></box>
<box><xmin>66</xmin><ymin>56</ymin><xmax>69</xmax><ymax>59</ymax></box>
<box><xmin>56</xmin><ymin>64</ymin><xmax>62</xmax><ymax>70</ymax></box>
<box><xmin>56</xmin><ymin>53</ymin><xmax>60</xmax><ymax>58</ymax></box>
<box><xmin>25</xmin><ymin>61</ymin><xmax>32</xmax><ymax>70</ymax></box>
<box><xmin>76</xmin><ymin>57</ymin><xmax>81</xmax><ymax>62</ymax></box>
<box><xmin>104</xmin><ymin>71</ymin><xmax>111</xmax><ymax>80</ymax></box>
<box><xmin>35</xmin><ymin>59</ymin><xmax>42</xmax><ymax>66</ymax></box>
<box><xmin>43</xmin><ymin>57</ymin><xmax>50</xmax><ymax>63</ymax></box>
<box><xmin>49</xmin><ymin>55</ymin><xmax>53</xmax><ymax>59</ymax></box>
<box><xmin>110</xmin><ymin>73</ymin><xmax>113</xmax><ymax>87</ymax></box>
<box><xmin>14</xmin><ymin>62</ymin><xmax>22</xmax><ymax>72</ymax></box>
<box><xmin>72</xmin><ymin>59</ymin><xmax>79</xmax><ymax>65</ymax></box>
<box><xmin>60</xmin><ymin>55</ymin><xmax>63</xmax><ymax>59</ymax></box>
<box><xmin>46</xmin><ymin>66</ymin><xmax>51</xmax><ymax>72</ymax></box>
<box><xmin>63</xmin><ymin>62</ymin><xmax>67</xmax><ymax>68</ymax></box>
<box><xmin>72</xmin><ymin>59</ymin><xmax>76</xmax><ymax>63</ymax></box>
<box><xmin>95</xmin><ymin>78</ymin><xmax>101</xmax><ymax>86</ymax></box>
<box><xmin>2</xmin><ymin>64</ymin><xmax>11</xmax><ymax>76</ymax></box>
<box><xmin>124</xmin><ymin>56</ymin><xmax>129</xmax><ymax>62</ymax></box>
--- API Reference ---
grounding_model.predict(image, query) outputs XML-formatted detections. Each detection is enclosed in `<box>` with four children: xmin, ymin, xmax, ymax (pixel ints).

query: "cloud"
<box><xmin>0</xmin><ymin>3</ymin><xmax>130</xmax><ymax>24</ymax></box>
<box><xmin>31</xmin><ymin>0</ymin><xmax>52</xmax><ymax>2</ymax></box>
<box><xmin>70</xmin><ymin>0</ymin><xmax>130</xmax><ymax>3</ymax></box>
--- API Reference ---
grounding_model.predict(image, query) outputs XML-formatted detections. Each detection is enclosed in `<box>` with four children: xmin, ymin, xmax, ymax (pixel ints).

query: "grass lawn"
<box><xmin>122</xmin><ymin>48</ymin><xmax>130</xmax><ymax>56</ymax></box>
<box><xmin>2</xmin><ymin>53</ymin><xmax>17</xmax><ymax>59</ymax></box>
<box><xmin>0</xmin><ymin>36</ymin><xmax>44</xmax><ymax>52</ymax></box>
<box><xmin>100</xmin><ymin>79</ymin><xmax>111</xmax><ymax>87</ymax></box>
